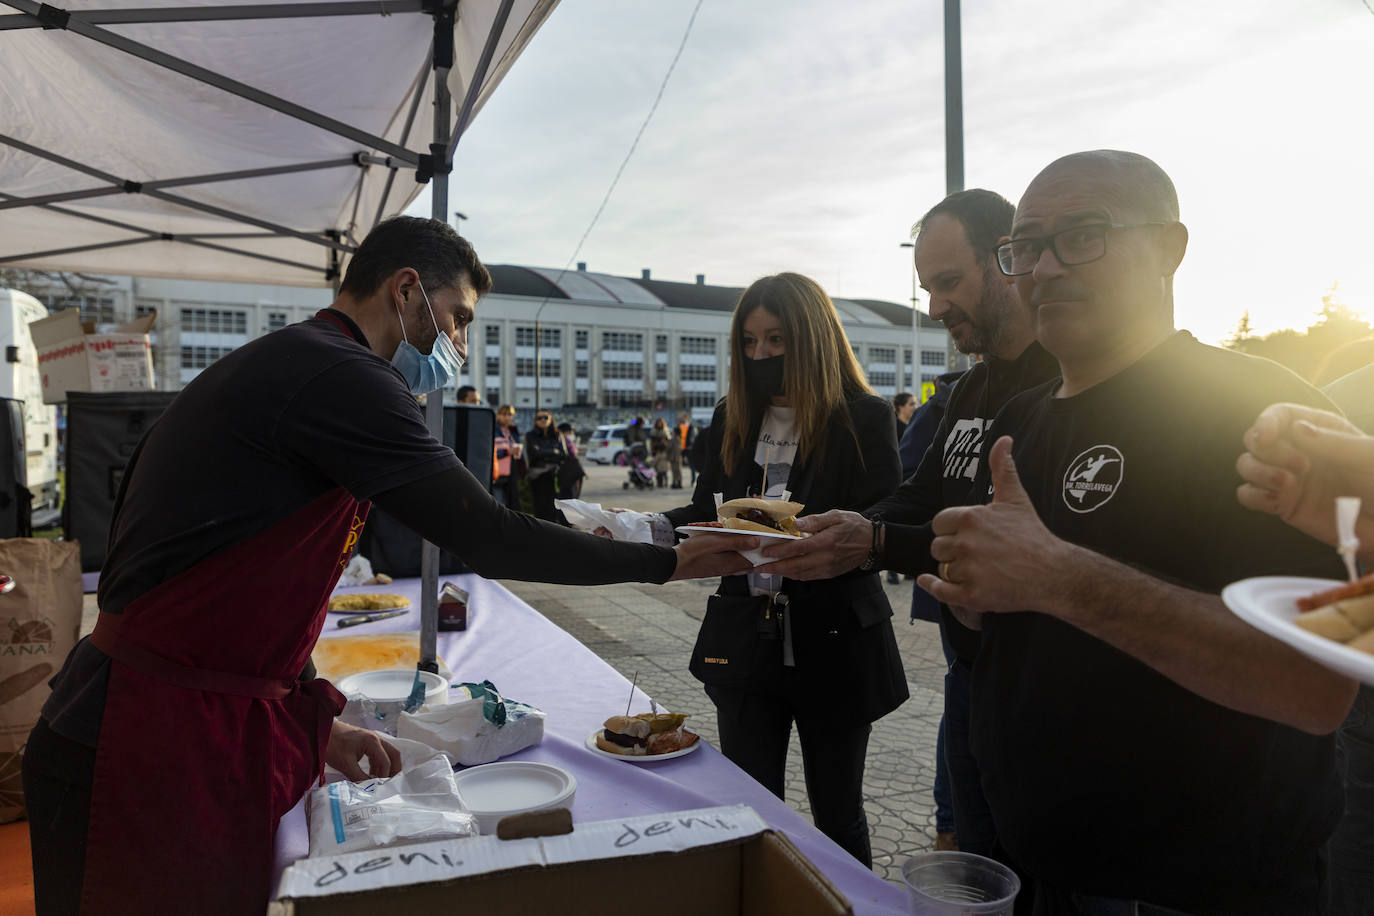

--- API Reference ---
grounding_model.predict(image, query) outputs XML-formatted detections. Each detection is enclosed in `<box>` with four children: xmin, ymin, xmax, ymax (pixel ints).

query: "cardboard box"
<box><xmin>271</xmin><ymin>804</ymin><xmax>852</xmax><ymax>915</ymax></box>
<box><xmin>29</xmin><ymin>309</ymin><xmax>156</xmax><ymax>404</ymax></box>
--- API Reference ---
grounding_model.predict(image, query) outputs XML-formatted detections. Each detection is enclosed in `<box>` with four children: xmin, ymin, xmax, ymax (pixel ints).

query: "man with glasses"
<box><xmin>756</xmin><ymin>188</ymin><xmax>1056</xmax><ymax>860</ymax></box>
<box><xmin>916</xmin><ymin>150</ymin><xmax>1354</xmax><ymax>914</ymax></box>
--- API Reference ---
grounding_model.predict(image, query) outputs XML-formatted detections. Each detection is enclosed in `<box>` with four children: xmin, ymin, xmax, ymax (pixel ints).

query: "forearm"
<box><xmin>880</xmin><ymin>521</ymin><xmax>938</xmax><ymax>577</ymax></box>
<box><xmin>1049</xmin><ymin>543</ymin><xmax>1357</xmax><ymax>734</ymax></box>
<box><xmin>374</xmin><ymin>467</ymin><xmax>677</xmax><ymax>585</ymax></box>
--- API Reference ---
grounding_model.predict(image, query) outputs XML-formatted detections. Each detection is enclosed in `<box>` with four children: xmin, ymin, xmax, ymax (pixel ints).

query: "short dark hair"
<box><xmin>340</xmin><ymin>216</ymin><xmax>493</xmax><ymax>299</ymax></box>
<box><xmin>894</xmin><ymin>392</ymin><xmax>915</xmax><ymax>410</ymax></box>
<box><xmin>913</xmin><ymin>189</ymin><xmax>1015</xmax><ymax>256</ymax></box>
<box><xmin>456</xmin><ymin>385</ymin><xmax>477</xmax><ymax>401</ymax></box>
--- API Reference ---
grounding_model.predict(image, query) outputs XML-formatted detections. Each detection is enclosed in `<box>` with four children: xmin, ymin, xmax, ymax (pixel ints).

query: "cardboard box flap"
<box><xmin>116</xmin><ymin>313</ymin><xmax>156</xmax><ymax>334</ymax></box>
<box><xmin>277</xmin><ymin>804</ymin><xmax>770</xmax><ymax>901</ymax></box>
<box><xmin>27</xmin><ymin>308</ymin><xmax>84</xmax><ymax>348</ymax></box>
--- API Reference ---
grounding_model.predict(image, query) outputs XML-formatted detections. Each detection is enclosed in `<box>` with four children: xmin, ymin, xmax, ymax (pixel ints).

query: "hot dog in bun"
<box><xmin>717</xmin><ymin>498</ymin><xmax>804</xmax><ymax>536</ymax></box>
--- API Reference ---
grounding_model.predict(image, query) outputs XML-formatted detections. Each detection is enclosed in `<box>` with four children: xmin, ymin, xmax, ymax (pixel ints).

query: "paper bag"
<box><xmin>0</xmin><ymin>538</ymin><xmax>82</xmax><ymax>822</ymax></box>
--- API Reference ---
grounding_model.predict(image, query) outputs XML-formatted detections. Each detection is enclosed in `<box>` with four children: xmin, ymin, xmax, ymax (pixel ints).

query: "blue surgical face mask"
<box><xmin>391</xmin><ymin>281</ymin><xmax>464</xmax><ymax>394</ymax></box>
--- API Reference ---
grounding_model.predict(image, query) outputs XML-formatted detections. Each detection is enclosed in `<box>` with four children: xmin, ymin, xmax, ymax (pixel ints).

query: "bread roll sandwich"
<box><xmin>595</xmin><ymin>715</ymin><xmax>650</xmax><ymax>756</ymax></box>
<box><xmin>717</xmin><ymin>498</ymin><xmax>804</xmax><ymax>536</ymax></box>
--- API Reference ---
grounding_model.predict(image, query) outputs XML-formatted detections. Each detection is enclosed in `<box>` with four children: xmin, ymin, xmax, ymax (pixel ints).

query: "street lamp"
<box><xmin>453</xmin><ymin>211</ymin><xmax>468</xmax><ymax>237</ymax></box>
<box><xmin>899</xmin><ymin>242</ymin><xmax>920</xmax><ymax>397</ymax></box>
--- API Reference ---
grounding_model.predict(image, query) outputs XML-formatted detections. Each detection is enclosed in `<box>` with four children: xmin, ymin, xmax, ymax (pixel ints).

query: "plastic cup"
<box><xmin>900</xmin><ymin>851</ymin><xmax>1021</xmax><ymax>915</ymax></box>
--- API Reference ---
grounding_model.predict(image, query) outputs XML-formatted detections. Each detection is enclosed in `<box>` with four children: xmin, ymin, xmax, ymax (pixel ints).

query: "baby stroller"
<box><xmin>623</xmin><ymin>443</ymin><xmax>656</xmax><ymax>490</ymax></box>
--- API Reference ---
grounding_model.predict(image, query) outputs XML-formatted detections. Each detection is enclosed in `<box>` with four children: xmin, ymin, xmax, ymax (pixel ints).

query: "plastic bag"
<box><xmin>306</xmin><ymin>755</ymin><xmax>477</xmax><ymax>857</ymax></box>
<box><xmin>398</xmin><ymin>681</ymin><xmax>545</xmax><ymax>766</ymax></box>
<box><xmin>555</xmin><ymin>499</ymin><xmax>654</xmax><ymax>543</ymax></box>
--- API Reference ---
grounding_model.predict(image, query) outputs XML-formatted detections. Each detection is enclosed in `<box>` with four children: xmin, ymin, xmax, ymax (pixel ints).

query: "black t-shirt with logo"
<box><xmin>968</xmin><ymin>332</ymin><xmax>1342</xmax><ymax>912</ymax></box>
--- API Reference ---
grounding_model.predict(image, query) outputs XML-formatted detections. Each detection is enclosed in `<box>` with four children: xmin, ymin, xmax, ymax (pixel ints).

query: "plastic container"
<box><xmin>336</xmin><ymin>668</ymin><xmax>450</xmax><ymax>733</ymax></box>
<box><xmin>900</xmin><ymin>851</ymin><xmax>1020</xmax><ymax>914</ymax></box>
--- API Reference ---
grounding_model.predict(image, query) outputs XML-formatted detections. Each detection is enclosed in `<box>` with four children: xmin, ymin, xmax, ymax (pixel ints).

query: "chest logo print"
<box><xmin>1062</xmin><ymin>445</ymin><xmax>1124</xmax><ymax>514</ymax></box>
<box><xmin>943</xmin><ymin>418</ymin><xmax>989</xmax><ymax>481</ymax></box>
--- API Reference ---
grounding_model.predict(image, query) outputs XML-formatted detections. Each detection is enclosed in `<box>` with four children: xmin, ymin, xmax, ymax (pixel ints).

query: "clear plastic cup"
<box><xmin>900</xmin><ymin>851</ymin><xmax>1021</xmax><ymax>915</ymax></box>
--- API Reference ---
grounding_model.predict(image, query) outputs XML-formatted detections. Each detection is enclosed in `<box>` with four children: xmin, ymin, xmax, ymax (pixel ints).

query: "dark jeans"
<box><xmin>705</xmin><ymin>682</ymin><xmax>873</xmax><ymax>867</ymax></box>
<box><xmin>492</xmin><ymin>476</ymin><xmax>521</xmax><ymax>511</ymax></box>
<box><xmin>529</xmin><ymin>470</ymin><xmax>561</xmax><ymax>523</ymax></box>
<box><xmin>933</xmin><ymin>626</ymin><xmax>954</xmax><ymax>834</ymax></box>
<box><xmin>944</xmin><ymin>652</ymin><xmax>998</xmax><ymax>857</ymax></box>
<box><xmin>1328</xmin><ymin>683</ymin><xmax>1374</xmax><ymax>916</ymax></box>
<box><xmin>22</xmin><ymin>717</ymin><xmax>94</xmax><ymax>916</ymax></box>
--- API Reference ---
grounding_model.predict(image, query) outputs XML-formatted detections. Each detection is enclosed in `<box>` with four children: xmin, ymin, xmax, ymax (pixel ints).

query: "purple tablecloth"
<box><xmin>272</xmin><ymin>574</ymin><xmax>907</xmax><ymax>914</ymax></box>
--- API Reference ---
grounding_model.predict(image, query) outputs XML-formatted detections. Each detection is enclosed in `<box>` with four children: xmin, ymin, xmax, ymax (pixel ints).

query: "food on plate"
<box><xmin>634</xmin><ymin>711</ymin><xmax>689</xmax><ymax>733</ymax></box>
<box><xmin>595</xmin><ymin>715</ymin><xmax>650</xmax><ymax>756</ymax></box>
<box><xmin>328</xmin><ymin>592</ymin><xmax>408</xmax><ymax>612</ymax></box>
<box><xmin>1294</xmin><ymin>586</ymin><xmax>1374</xmax><ymax>656</ymax></box>
<box><xmin>311</xmin><ymin>632</ymin><xmax>452</xmax><ymax>683</ymax></box>
<box><xmin>716</xmin><ymin>498</ymin><xmax>805</xmax><ymax>536</ymax></box>
<box><xmin>647</xmin><ymin>728</ymin><xmax>699</xmax><ymax>755</ymax></box>
<box><xmin>686</xmin><ymin>520</ymin><xmax>725</xmax><ymax>528</ymax></box>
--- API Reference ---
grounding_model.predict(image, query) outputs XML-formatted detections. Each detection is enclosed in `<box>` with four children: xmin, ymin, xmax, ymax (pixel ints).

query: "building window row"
<box><xmin>921</xmin><ymin>349</ymin><xmax>946</xmax><ymax>367</ymax></box>
<box><xmin>603</xmin><ymin>361</ymin><xmax>643</xmax><ymax>380</ymax></box>
<box><xmin>680</xmin><ymin>336</ymin><xmax>717</xmax><ymax>355</ymax></box>
<box><xmin>486</xmin><ymin>325</ymin><xmax>501</xmax><ymax>345</ymax></box>
<box><xmin>180</xmin><ymin>308</ymin><xmax>248</xmax><ymax>335</ymax></box>
<box><xmin>870</xmin><ymin>371</ymin><xmax>897</xmax><ymax>387</ymax></box>
<box><xmin>870</xmin><ymin>346</ymin><xmax>896</xmax><ymax>364</ymax></box>
<box><xmin>603</xmin><ymin>332</ymin><xmax>643</xmax><ymax>351</ymax></box>
<box><xmin>681</xmin><ymin>364</ymin><xmax>717</xmax><ymax>382</ymax></box>
<box><xmin>516</xmin><ymin>326</ymin><xmax>560</xmax><ymax>347</ymax></box>
<box><xmin>515</xmin><ymin>357</ymin><xmax>561</xmax><ymax>377</ymax></box>
<box><xmin>180</xmin><ymin>346</ymin><xmax>234</xmax><ymax>369</ymax></box>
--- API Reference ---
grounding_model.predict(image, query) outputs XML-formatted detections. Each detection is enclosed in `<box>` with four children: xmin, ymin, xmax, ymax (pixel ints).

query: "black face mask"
<box><xmin>743</xmin><ymin>355</ymin><xmax>785</xmax><ymax>400</ymax></box>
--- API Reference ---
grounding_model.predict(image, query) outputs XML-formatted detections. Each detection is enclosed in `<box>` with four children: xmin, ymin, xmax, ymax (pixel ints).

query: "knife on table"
<box><xmin>336</xmin><ymin>608</ymin><xmax>409</xmax><ymax>629</ymax></box>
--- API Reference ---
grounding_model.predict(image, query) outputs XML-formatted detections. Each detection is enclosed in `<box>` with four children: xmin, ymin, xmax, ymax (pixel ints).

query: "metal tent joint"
<box><xmin>123</xmin><ymin>180</ymin><xmax>143</xmax><ymax>193</ymax></box>
<box><xmin>414</xmin><ymin>143</ymin><xmax>451</xmax><ymax>185</ymax></box>
<box><xmin>35</xmin><ymin>3</ymin><xmax>69</xmax><ymax>28</ymax></box>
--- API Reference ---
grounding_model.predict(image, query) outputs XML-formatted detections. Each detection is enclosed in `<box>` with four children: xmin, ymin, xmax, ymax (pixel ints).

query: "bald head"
<box><xmin>1032</xmin><ymin>150</ymin><xmax>1179</xmax><ymax>224</ymax></box>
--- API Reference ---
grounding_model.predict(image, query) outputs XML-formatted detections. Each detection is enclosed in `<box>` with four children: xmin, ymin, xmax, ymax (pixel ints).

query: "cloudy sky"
<box><xmin>408</xmin><ymin>0</ymin><xmax>1374</xmax><ymax>346</ymax></box>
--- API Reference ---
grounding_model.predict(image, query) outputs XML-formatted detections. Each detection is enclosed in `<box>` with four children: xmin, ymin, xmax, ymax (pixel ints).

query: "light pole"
<box><xmin>899</xmin><ymin>242</ymin><xmax>921</xmax><ymax>397</ymax></box>
<box><xmin>453</xmin><ymin>211</ymin><xmax>468</xmax><ymax>237</ymax></box>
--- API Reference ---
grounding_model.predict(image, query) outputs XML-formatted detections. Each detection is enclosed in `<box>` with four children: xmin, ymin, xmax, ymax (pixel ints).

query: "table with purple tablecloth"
<box><xmin>272</xmin><ymin>574</ymin><xmax>907</xmax><ymax>914</ymax></box>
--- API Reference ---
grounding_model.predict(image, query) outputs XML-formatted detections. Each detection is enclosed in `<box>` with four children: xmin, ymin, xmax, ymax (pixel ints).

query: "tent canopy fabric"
<box><xmin>0</xmin><ymin>0</ymin><xmax>558</xmax><ymax>285</ymax></box>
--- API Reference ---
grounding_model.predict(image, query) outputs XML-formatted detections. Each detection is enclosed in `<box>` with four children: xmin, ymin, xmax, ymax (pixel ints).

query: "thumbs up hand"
<box><xmin>917</xmin><ymin>436</ymin><xmax>1074</xmax><ymax>615</ymax></box>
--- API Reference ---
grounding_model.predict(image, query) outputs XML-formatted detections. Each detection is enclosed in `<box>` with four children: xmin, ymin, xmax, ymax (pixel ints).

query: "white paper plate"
<box><xmin>1222</xmin><ymin>576</ymin><xmax>1374</xmax><ymax>685</ymax></box>
<box><xmin>453</xmin><ymin>761</ymin><xmax>577</xmax><ymax>834</ymax></box>
<box><xmin>584</xmin><ymin>728</ymin><xmax>703</xmax><ymax>763</ymax></box>
<box><xmin>326</xmin><ymin>595</ymin><xmax>411</xmax><ymax>614</ymax></box>
<box><xmin>335</xmin><ymin>668</ymin><xmax>448</xmax><ymax>704</ymax></box>
<box><xmin>675</xmin><ymin>525</ymin><xmax>801</xmax><ymax>566</ymax></box>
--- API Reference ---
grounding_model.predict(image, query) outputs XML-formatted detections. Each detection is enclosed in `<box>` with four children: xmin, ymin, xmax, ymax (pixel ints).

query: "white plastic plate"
<box><xmin>674</xmin><ymin>525</ymin><xmax>801</xmax><ymax>566</ymax></box>
<box><xmin>584</xmin><ymin>728</ymin><xmax>703</xmax><ymax>763</ymax></box>
<box><xmin>452</xmin><ymin>761</ymin><xmax>577</xmax><ymax>833</ymax></box>
<box><xmin>1222</xmin><ymin>576</ymin><xmax>1374</xmax><ymax>685</ymax></box>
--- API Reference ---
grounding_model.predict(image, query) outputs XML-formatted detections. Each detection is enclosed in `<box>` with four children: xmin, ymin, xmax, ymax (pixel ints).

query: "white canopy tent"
<box><xmin>0</xmin><ymin>0</ymin><xmax>559</xmax><ymax>665</ymax></box>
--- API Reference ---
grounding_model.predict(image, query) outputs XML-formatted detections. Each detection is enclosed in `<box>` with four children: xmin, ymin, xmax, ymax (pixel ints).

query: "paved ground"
<box><xmin>497</xmin><ymin>459</ymin><xmax>947</xmax><ymax>887</ymax></box>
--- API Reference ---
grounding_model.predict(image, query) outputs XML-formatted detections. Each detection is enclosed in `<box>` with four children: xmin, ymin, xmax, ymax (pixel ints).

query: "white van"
<box><xmin>584</xmin><ymin>424</ymin><xmax>630</xmax><ymax>465</ymax></box>
<box><xmin>0</xmin><ymin>289</ymin><xmax>61</xmax><ymax>521</ymax></box>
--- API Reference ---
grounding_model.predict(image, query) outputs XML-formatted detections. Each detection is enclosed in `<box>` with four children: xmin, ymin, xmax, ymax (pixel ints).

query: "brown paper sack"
<box><xmin>0</xmin><ymin>539</ymin><xmax>81</xmax><ymax>823</ymax></box>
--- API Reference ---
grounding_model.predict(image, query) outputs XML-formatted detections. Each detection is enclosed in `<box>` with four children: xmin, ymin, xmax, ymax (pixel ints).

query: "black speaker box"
<box><xmin>64</xmin><ymin>391</ymin><xmax>179</xmax><ymax>572</ymax></box>
<box><xmin>0</xmin><ymin>398</ymin><xmax>30</xmax><ymax>539</ymax></box>
<box><xmin>358</xmin><ymin>404</ymin><xmax>497</xmax><ymax>579</ymax></box>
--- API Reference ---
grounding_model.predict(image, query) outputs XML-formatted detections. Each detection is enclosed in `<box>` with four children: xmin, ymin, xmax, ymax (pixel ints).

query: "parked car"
<box><xmin>585</xmin><ymin>424</ymin><xmax>630</xmax><ymax>465</ymax></box>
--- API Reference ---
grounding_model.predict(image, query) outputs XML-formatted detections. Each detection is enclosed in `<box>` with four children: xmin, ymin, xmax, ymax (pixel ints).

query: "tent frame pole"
<box><xmin>0</xmin><ymin>0</ymin><xmax>426</xmax><ymax>29</ymax></box>
<box><xmin>3</xmin><ymin>0</ymin><xmax>419</xmax><ymax>162</ymax></box>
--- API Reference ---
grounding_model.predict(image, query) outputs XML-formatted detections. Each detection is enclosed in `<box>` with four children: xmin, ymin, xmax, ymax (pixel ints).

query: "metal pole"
<box><xmin>535</xmin><ymin>318</ymin><xmax>541</xmax><ymax>409</ymax></box>
<box><xmin>943</xmin><ymin>0</ymin><xmax>964</xmax><ymax>195</ymax></box>
<box><xmin>419</xmin><ymin>6</ymin><xmax>454</xmax><ymax>674</ymax></box>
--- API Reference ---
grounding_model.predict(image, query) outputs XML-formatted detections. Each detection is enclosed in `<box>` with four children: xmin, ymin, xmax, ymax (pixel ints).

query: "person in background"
<box><xmin>556</xmin><ymin>421</ymin><xmax>586</xmax><ymax>500</ymax></box>
<box><xmin>668</xmin><ymin>414</ymin><xmax>686</xmax><ymax>489</ymax></box>
<box><xmin>643</xmin><ymin>272</ymin><xmax>906</xmax><ymax>866</ymax></box>
<box><xmin>625</xmin><ymin>416</ymin><xmax>647</xmax><ymax>446</ymax></box>
<box><xmin>676</xmin><ymin>412</ymin><xmax>697</xmax><ymax>488</ymax></box>
<box><xmin>493</xmin><ymin>404</ymin><xmax>523</xmax><ymax>511</ymax></box>
<box><xmin>456</xmin><ymin>384</ymin><xmax>481</xmax><ymax>405</ymax></box>
<box><xmin>892</xmin><ymin>391</ymin><xmax>917</xmax><ymax>441</ymax></box>
<box><xmin>1239</xmin><ymin>392</ymin><xmax>1374</xmax><ymax>916</ymax></box>
<box><xmin>649</xmin><ymin>417</ymin><xmax>672</xmax><ymax>488</ymax></box>
<box><xmin>757</xmin><ymin>188</ymin><xmax>1050</xmax><ymax>864</ymax></box>
<box><xmin>688</xmin><ymin>419</ymin><xmax>708</xmax><ymax>486</ymax></box>
<box><xmin>524</xmin><ymin>410</ymin><xmax>568</xmax><ymax>522</ymax></box>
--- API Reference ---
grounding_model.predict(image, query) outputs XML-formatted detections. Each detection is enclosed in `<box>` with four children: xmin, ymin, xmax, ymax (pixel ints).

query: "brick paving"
<box><xmin>498</xmin><ymin>460</ymin><xmax>947</xmax><ymax>888</ymax></box>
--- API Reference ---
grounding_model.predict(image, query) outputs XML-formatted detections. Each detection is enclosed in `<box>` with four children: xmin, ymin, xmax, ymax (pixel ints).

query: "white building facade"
<box><xmin>17</xmin><ymin>265</ymin><xmax>961</xmax><ymax>411</ymax></box>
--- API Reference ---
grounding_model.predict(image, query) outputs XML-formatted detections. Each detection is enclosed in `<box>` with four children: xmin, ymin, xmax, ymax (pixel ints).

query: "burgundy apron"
<box><xmin>81</xmin><ymin>487</ymin><xmax>371</xmax><ymax>914</ymax></box>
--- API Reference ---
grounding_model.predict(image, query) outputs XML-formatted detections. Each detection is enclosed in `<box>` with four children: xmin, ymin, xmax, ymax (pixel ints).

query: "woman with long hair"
<box><xmin>659</xmin><ymin>272</ymin><xmax>906</xmax><ymax>865</ymax></box>
<box><xmin>524</xmin><ymin>409</ymin><xmax>568</xmax><ymax>523</ymax></box>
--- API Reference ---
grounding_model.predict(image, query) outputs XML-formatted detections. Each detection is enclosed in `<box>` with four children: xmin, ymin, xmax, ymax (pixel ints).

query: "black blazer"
<box><xmin>665</xmin><ymin>391</ymin><xmax>908</xmax><ymax>722</ymax></box>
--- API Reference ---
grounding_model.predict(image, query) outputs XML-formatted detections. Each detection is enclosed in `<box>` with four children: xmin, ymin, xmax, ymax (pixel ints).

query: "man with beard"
<box><xmin>919</xmin><ymin>150</ymin><xmax>1353</xmax><ymax>913</ymax></box>
<box><xmin>757</xmin><ymin>188</ymin><xmax>1058</xmax><ymax>859</ymax></box>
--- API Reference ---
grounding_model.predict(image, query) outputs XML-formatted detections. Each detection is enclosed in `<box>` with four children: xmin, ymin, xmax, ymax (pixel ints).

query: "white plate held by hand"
<box><xmin>1222</xmin><ymin>576</ymin><xmax>1374</xmax><ymax>685</ymax></box>
<box><xmin>675</xmin><ymin>525</ymin><xmax>801</xmax><ymax>566</ymax></box>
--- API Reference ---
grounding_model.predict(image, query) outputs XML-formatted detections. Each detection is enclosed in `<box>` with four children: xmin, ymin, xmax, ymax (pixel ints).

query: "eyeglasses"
<box><xmin>995</xmin><ymin>222</ymin><xmax>1167</xmax><ymax>277</ymax></box>
<box><xmin>535</xmin><ymin>415</ymin><xmax>551</xmax><ymax>422</ymax></box>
